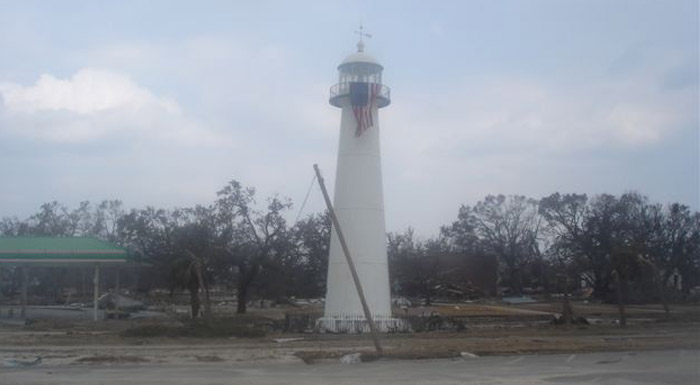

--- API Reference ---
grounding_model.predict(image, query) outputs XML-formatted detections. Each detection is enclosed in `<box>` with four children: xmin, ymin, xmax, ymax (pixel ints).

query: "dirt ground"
<box><xmin>2</xmin><ymin>350</ymin><xmax>698</xmax><ymax>385</ymax></box>
<box><xmin>1</xmin><ymin>301</ymin><xmax>698</xmax><ymax>367</ymax></box>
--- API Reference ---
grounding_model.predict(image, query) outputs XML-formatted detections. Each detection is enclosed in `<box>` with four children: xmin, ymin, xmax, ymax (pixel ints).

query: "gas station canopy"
<box><xmin>0</xmin><ymin>237</ymin><xmax>129</xmax><ymax>265</ymax></box>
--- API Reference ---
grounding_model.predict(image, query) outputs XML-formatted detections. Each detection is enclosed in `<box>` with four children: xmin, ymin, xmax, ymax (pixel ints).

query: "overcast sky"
<box><xmin>0</xmin><ymin>0</ymin><xmax>697</xmax><ymax>237</ymax></box>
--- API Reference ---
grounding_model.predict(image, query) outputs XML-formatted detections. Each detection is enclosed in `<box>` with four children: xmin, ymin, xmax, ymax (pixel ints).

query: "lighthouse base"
<box><xmin>316</xmin><ymin>314</ymin><xmax>407</xmax><ymax>333</ymax></box>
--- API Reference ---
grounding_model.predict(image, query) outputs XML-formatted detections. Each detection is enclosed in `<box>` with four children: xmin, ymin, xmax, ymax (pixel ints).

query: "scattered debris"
<box><xmin>502</xmin><ymin>296</ymin><xmax>537</xmax><ymax>304</ymax></box>
<box><xmin>392</xmin><ymin>297</ymin><xmax>412</xmax><ymax>308</ymax></box>
<box><xmin>339</xmin><ymin>353</ymin><xmax>362</xmax><ymax>364</ymax></box>
<box><xmin>273</xmin><ymin>337</ymin><xmax>304</xmax><ymax>343</ymax></box>
<box><xmin>431</xmin><ymin>283</ymin><xmax>487</xmax><ymax>302</ymax></box>
<box><xmin>400</xmin><ymin>312</ymin><xmax>467</xmax><ymax>332</ymax></box>
<box><xmin>99</xmin><ymin>293</ymin><xmax>147</xmax><ymax>312</ymax></box>
<box><xmin>460</xmin><ymin>352</ymin><xmax>479</xmax><ymax>358</ymax></box>
<box><xmin>550</xmin><ymin>314</ymin><xmax>590</xmax><ymax>325</ymax></box>
<box><xmin>2</xmin><ymin>357</ymin><xmax>42</xmax><ymax>367</ymax></box>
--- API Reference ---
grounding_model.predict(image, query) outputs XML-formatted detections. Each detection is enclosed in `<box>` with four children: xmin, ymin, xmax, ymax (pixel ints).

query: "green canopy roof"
<box><xmin>0</xmin><ymin>237</ymin><xmax>129</xmax><ymax>264</ymax></box>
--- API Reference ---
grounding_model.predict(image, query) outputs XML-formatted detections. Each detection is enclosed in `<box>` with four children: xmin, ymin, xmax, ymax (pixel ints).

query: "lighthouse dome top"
<box><xmin>340</xmin><ymin>52</ymin><xmax>382</xmax><ymax>67</ymax></box>
<box><xmin>338</xmin><ymin>39</ymin><xmax>383</xmax><ymax>70</ymax></box>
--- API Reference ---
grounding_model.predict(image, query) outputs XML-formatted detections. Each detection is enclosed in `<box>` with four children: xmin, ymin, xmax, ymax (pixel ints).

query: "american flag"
<box><xmin>350</xmin><ymin>82</ymin><xmax>381</xmax><ymax>137</ymax></box>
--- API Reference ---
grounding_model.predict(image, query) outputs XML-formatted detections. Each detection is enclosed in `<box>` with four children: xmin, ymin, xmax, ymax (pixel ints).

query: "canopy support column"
<box><xmin>93</xmin><ymin>264</ymin><xmax>100</xmax><ymax>321</ymax></box>
<box><xmin>21</xmin><ymin>265</ymin><xmax>28</xmax><ymax>319</ymax></box>
<box><xmin>0</xmin><ymin>265</ymin><xmax>3</xmax><ymax>320</ymax></box>
<box><xmin>114</xmin><ymin>266</ymin><xmax>121</xmax><ymax>313</ymax></box>
<box><xmin>115</xmin><ymin>267</ymin><xmax>121</xmax><ymax>293</ymax></box>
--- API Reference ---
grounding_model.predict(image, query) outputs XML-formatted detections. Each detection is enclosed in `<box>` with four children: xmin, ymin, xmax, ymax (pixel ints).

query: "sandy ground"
<box><xmin>2</xmin><ymin>324</ymin><xmax>697</xmax><ymax>365</ymax></box>
<box><xmin>2</xmin><ymin>349</ymin><xmax>698</xmax><ymax>385</ymax></box>
<box><xmin>0</xmin><ymin>301</ymin><xmax>698</xmax><ymax>383</ymax></box>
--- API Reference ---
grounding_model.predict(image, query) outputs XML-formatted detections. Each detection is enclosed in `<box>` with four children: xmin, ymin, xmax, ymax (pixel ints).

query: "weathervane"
<box><xmin>354</xmin><ymin>23</ymin><xmax>372</xmax><ymax>52</ymax></box>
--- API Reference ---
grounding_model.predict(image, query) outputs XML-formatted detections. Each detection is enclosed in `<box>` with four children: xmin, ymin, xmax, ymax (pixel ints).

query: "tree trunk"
<box><xmin>189</xmin><ymin>285</ymin><xmax>200</xmax><ymax>319</ymax></box>
<box><xmin>509</xmin><ymin>267</ymin><xmax>522</xmax><ymax>295</ymax></box>
<box><xmin>593</xmin><ymin>270</ymin><xmax>607</xmax><ymax>300</ymax></box>
<box><xmin>613</xmin><ymin>270</ymin><xmax>626</xmax><ymax>328</ymax></box>
<box><xmin>646</xmin><ymin>262</ymin><xmax>670</xmax><ymax>320</ymax></box>
<box><xmin>189</xmin><ymin>252</ymin><xmax>212</xmax><ymax>322</ymax></box>
<box><xmin>659</xmin><ymin>290</ymin><xmax>670</xmax><ymax>319</ymax></box>
<box><xmin>541</xmin><ymin>263</ymin><xmax>551</xmax><ymax>299</ymax></box>
<box><xmin>202</xmin><ymin>278</ymin><xmax>212</xmax><ymax>322</ymax></box>
<box><xmin>562</xmin><ymin>276</ymin><xmax>574</xmax><ymax>325</ymax></box>
<box><xmin>236</xmin><ymin>285</ymin><xmax>247</xmax><ymax>314</ymax></box>
<box><xmin>235</xmin><ymin>263</ymin><xmax>260</xmax><ymax>314</ymax></box>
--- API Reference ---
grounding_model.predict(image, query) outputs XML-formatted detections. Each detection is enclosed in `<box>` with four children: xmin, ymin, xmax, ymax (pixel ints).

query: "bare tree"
<box><xmin>215</xmin><ymin>180</ymin><xmax>292</xmax><ymax>314</ymax></box>
<box><xmin>445</xmin><ymin>195</ymin><xmax>541</xmax><ymax>295</ymax></box>
<box><xmin>388</xmin><ymin>228</ymin><xmax>444</xmax><ymax>305</ymax></box>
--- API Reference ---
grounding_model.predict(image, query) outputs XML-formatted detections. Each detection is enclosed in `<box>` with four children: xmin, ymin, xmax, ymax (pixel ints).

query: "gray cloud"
<box><xmin>0</xmin><ymin>2</ymin><xmax>697</xmax><ymax>238</ymax></box>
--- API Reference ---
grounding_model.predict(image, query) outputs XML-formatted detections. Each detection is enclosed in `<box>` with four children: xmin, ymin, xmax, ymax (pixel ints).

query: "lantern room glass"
<box><xmin>338</xmin><ymin>62</ymin><xmax>383</xmax><ymax>85</ymax></box>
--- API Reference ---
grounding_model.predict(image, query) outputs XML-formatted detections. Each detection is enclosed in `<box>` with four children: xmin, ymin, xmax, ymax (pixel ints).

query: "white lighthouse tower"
<box><xmin>318</xmin><ymin>31</ymin><xmax>400</xmax><ymax>332</ymax></box>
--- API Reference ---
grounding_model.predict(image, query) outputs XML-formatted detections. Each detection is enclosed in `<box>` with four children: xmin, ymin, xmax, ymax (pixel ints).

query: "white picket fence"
<box><xmin>316</xmin><ymin>314</ymin><xmax>408</xmax><ymax>333</ymax></box>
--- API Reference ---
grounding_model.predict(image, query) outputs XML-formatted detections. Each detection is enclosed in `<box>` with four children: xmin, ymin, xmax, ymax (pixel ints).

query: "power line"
<box><xmin>294</xmin><ymin>172</ymin><xmax>318</xmax><ymax>224</ymax></box>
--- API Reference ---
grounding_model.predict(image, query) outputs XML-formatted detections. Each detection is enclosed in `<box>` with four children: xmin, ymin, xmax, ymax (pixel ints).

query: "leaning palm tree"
<box><xmin>169</xmin><ymin>255</ymin><xmax>201</xmax><ymax>319</ymax></box>
<box><xmin>169</xmin><ymin>250</ymin><xmax>213</xmax><ymax>322</ymax></box>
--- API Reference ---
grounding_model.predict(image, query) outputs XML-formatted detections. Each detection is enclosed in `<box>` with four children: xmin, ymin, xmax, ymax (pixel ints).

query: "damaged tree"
<box><xmin>215</xmin><ymin>181</ymin><xmax>292</xmax><ymax>314</ymax></box>
<box><xmin>444</xmin><ymin>195</ymin><xmax>541</xmax><ymax>295</ymax></box>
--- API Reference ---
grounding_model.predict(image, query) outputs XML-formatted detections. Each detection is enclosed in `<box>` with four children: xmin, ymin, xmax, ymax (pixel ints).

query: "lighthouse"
<box><xmin>317</xmin><ymin>31</ymin><xmax>400</xmax><ymax>333</ymax></box>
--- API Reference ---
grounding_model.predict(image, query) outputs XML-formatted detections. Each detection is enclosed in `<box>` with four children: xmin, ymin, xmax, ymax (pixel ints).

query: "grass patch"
<box><xmin>76</xmin><ymin>355</ymin><xmax>149</xmax><ymax>364</ymax></box>
<box><xmin>121</xmin><ymin>317</ymin><xmax>268</xmax><ymax>338</ymax></box>
<box><xmin>195</xmin><ymin>355</ymin><xmax>225</xmax><ymax>362</ymax></box>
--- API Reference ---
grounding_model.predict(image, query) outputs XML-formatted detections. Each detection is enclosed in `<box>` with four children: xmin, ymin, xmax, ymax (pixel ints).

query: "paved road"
<box><xmin>2</xmin><ymin>350</ymin><xmax>698</xmax><ymax>385</ymax></box>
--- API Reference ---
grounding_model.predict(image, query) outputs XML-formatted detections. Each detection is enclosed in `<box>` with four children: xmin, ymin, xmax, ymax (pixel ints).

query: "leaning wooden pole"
<box><xmin>314</xmin><ymin>164</ymin><xmax>383</xmax><ymax>356</ymax></box>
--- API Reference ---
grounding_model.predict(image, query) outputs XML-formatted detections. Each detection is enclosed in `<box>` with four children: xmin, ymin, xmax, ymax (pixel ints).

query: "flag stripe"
<box><xmin>350</xmin><ymin>82</ymin><xmax>381</xmax><ymax>137</ymax></box>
